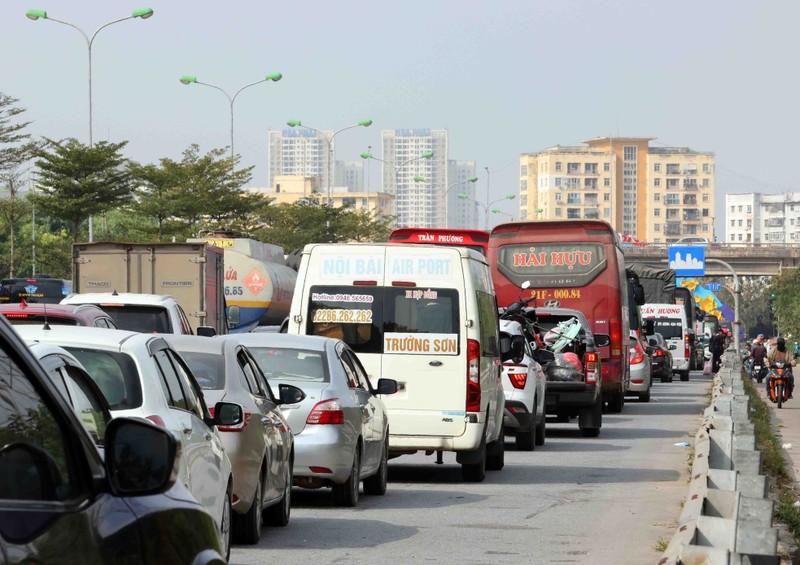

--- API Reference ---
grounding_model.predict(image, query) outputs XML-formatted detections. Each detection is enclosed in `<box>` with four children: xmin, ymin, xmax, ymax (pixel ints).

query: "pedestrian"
<box><xmin>709</xmin><ymin>329</ymin><xmax>725</xmax><ymax>373</ymax></box>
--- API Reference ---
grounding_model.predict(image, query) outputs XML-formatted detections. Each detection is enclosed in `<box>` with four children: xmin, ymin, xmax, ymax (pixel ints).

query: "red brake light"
<box><xmin>146</xmin><ymin>415</ymin><xmax>166</xmax><ymax>428</ymax></box>
<box><xmin>306</xmin><ymin>399</ymin><xmax>344</xmax><ymax>425</ymax></box>
<box><xmin>4</xmin><ymin>313</ymin><xmax>29</xmax><ymax>318</ymax></box>
<box><xmin>630</xmin><ymin>341</ymin><xmax>645</xmax><ymax>365</ymax></box>
<box><xmin>503</xmin><ymin>363</ymin><xmax>527</xmax><ymax>389</ymax></box>
<box><xmin>610</xmin><ymin>319</ymin><xmax>622</xmax><ymax>358</ymax></box>
<box><xmin>209</xmin><ymin>407</ymin><xmax>252</xmax><ymax>432</ymax></box>
<box><xmin>585</xmin><ymin>351</ymin><xmax>599</xmax><ymax>384</ymax></box>
<box><xmin>466</xmin><ymin>339</ymin><xmax>481</xmax><ymax>412</ymax></box>
<box><xmin>684</xmin><ymin>334</ymin><xmax>690</xmax><ymax>358</ymax></box>
<box><xmin>655</xmin><ymin>350</ymin><xmax>665</xmax><ymax>357</ymax></box>
<box><xmin>391</xmin><ymin>281</ymin><xmax>416</xmax><ymax>287</ymax></box>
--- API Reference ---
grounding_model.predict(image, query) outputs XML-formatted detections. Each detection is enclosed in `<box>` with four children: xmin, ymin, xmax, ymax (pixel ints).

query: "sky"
<box><xmin>2</xmin><ymin>0</ymin><xmax>798</xmax><ymax>234</ymax></box>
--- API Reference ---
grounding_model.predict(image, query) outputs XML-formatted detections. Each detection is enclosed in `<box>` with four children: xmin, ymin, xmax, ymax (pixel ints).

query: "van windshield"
<box><xmin>646</xmin><ymin>319</ymin><xmax>683</xmax><ymax>340</ymax></box>
<box><xmin>306</xmin><ymin>285</ymin><xmax>460</xmax><ymax>355</ymax></box>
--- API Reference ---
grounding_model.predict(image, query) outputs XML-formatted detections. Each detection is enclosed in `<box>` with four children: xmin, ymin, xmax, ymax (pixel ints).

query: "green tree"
<box><xmin>769</xmin><ymin>270</ymin><xmax>800</xmax><ymax>339</ymax></box>
<box><xmin>0</xmin><ymin>93</ymin><xmax>39</xmax><ymax>276</ymax></box>
<box><xmin>333</xmin><ymin>208</ymin><xmax>393</xmax><ymax>242</ymax></box>
<box><xmin>33</xmin><ymin>138</ymin><xmax>132</xmax><ymax>241</ymax></box>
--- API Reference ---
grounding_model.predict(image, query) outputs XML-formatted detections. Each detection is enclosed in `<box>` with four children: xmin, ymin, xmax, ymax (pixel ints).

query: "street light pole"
<box><xmin>442</xmin><ymin>176</ymin><xmax>478</xmax><ymax>228</ymax></box>
<box><xmin>360</xmin><ymin>150</ymin><xmax>434</xmax><ymax>223</ymax></box>
<box><xmin>458</xmin><ymin>193</ymin><xmax>515</xmax><ymax>230</ymax></box>
<box><xmin>484</xmin><ymin>166</ymin><xmax>490</xmax><ymax>217</ymax></box>
<box><xmin>180</xmin><ymin>74</ymin><xmax>282</xmax><ymax>160</ymax></box>
<box><xmin>288</xmin><ymin>120</ymin><xmax>372</xmax><ymax>235</ymax></box>
<box><xmin>26</xmin><ymin>7</ymin><xmax>155</xmax><ymax>243</ymax></box>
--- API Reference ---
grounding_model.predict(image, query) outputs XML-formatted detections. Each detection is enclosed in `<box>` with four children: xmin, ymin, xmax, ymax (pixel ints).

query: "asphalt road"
<box><xmin>231</xmin><ymin>369</ymin><xmax>711</xmax><ymax>565</ymax></box>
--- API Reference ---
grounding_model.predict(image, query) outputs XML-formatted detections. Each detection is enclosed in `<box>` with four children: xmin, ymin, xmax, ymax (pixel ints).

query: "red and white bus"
<box><xmin>388</xmin><ymin>228</ymin><xmax>490</xmax><ymax>256</ymax></box>
<box><xmin>488</xmin><ymin>220</ymin><xmax>632</xmax><ymax>412</ymax></box>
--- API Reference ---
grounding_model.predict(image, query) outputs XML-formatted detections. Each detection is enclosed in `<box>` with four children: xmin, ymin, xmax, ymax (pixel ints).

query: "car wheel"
<box><xmin>461</xmin><ymin>435</ymin><xmax>486</xmax><ymax>482</ymax></box>
<box><xmin>332</xmin><ymin>447</ymin><xmax>360</xmax><ymax>507</ymax></box>
<box><xmin>579</xmin><ymin>397</ymin><xmax>602</xmax><ymax>438</ymax></box>
<box><xmin>516</xmin><ymin>422</ymin><xmax>535</xmax><ymax>451</ymax></box>
<box><xmin>534</xmin><ymin>413</ymin><xmax>546</xmax><ymax>446</ymax></box>
<box><xmin>661</xmin><ymin>374</ymin><xmax>670</xmax><ymax>383</ymax></box>
<box><xmin>680</xmin><ymin>370</ymin><xmax>690</xmax><ymax>382</ymax></box>
<box><xmin>233</xmin><ymin>468</ymin><xmax>263</xmax><ymax>544</ymax></box>
<box><xmin>265</xmin><ymin>459</ymin><xmax>292</xmax><ymax>527</ymax></box>
<box><xmin>363</xmin><ymin>438</ymin><xmax>389</xmax><ymax>496</ymax></box>
<box><xmin>221</xmin><ymin>484</ymin><xmax>232</xmax><ymax>561</ymax></box>
<box><xmin>486</xmin><ymin>429</ymin><xmax>505</xmax><ymax>471</ymax></box>
<box><xmin>607</xmin><ymin>387</ymin><xmax>624</xmax><ymax>413</ymax></box>
<box><xmin>639</xmin><ymin>388</ymin><xmax>651</xmax><ymax>403</ymax></box>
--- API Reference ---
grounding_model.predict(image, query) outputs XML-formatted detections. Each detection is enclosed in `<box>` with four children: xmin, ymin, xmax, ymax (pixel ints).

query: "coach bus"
<box><xmin>388</xmin><ymin>228</ymin><xmax>490</xmax><ymax>256</ymax></box>
<box><xmin>488</xmin><ymin>220</ymin><xmax>635</xmax><ymax>413</ymax></box>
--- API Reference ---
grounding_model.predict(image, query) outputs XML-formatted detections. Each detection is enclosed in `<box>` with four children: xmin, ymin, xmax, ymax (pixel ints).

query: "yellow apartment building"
<box><xmin>519</xmin><ymin>138</ymin><xmax>715</xmax><ymax>243</ymax></box>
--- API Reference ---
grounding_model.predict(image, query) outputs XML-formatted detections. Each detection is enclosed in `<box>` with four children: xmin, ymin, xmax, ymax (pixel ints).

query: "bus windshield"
<box><xmin>388</xmin><ymin>228</ymin><xmax>489</xmax><ymax>256</ymax></box>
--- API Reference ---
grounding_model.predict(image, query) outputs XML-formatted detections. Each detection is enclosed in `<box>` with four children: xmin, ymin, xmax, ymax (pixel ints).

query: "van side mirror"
<box><xmin>632</xmin><ymin>282</ymin><xmax>645</xmax><ymax>306</ymax></box>
<box><xmin>227</xmin><ymin>305</ymin><xmax>240</xmax><ymax>328</ymax></box>
<box><xmin>643</xmin><ymin>320</ymin><xmax>655</xmax><ymax>336</ymax></box>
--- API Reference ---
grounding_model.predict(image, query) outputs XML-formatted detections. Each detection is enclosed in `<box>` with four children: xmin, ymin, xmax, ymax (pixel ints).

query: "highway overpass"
<box><xmin>623</xmin><ymin>244</ymin><xmax>800</xmax><ymax>276</ymax></box>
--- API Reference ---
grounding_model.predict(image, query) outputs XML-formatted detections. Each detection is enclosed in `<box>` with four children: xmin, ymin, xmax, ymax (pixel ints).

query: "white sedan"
<box><xmin>16</xmin><ymin>326</ymin><xmax>238</xmax><ymax>559</ymax></box>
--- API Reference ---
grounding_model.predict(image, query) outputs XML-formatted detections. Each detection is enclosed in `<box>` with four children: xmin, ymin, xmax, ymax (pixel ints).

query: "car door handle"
<box><xmin>204</xmin><ymin>433</ymin><xmax>212</xmax><ymax>441</ymax></box>
<box><xmin>182</xmin><ymin>427</ymin><xmax>192</xmax><ymax>436</ymax></box>
<box><xmin>261</xmin><ymin>417</ymin><xmax>273</xmax><ymax>426</ymax></box>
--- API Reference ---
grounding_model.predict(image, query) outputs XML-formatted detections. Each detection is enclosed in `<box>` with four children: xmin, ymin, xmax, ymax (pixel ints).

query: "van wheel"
<box><xmin>461</xmin><ymin>437</ymin><xmax>486</xmax><ymax>482</ymax></box>
<box><xmin>486</xmin><ymin>430</ymin><xmax>505</xmax><ymax>471</ymax></box>
<box><xmin>679</xmin><ymin>370</ymin><xmax>690</xmax><ymax>382</ymax></box>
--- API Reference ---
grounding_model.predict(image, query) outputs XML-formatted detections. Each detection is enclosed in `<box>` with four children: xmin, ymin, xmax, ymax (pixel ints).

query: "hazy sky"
<box><xmin>2</xmin><ymin>0</ymin><xmax>798</xmax><ymax>233</ymax></box>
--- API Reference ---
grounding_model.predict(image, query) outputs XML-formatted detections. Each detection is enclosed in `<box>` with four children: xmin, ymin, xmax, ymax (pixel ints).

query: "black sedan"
<box><xmin>647</xmin><ymin>332</ymin><xmax>674</xmax><ymax>383</ymax></box>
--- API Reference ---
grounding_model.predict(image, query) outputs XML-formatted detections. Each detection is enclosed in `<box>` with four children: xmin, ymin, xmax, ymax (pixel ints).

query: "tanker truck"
<box><xmin>191</xmin><ymin>235</ymin><xmax>297</xmax><ymax>333</ymax></box>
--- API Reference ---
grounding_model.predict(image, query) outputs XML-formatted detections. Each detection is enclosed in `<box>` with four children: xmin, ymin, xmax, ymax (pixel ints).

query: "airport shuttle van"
<box><xmin>640</xmin><ymin>302</ymin><xmax>691</xmax><ymax>381</ymax></box>
<box><xmin>288</xmin><ymin>243</ymin><xmax>506</xmax><ymax>481</ymax></box>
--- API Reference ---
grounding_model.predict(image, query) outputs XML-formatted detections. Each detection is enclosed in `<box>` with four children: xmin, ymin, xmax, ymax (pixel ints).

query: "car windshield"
<box><xmin>64</xmin><ymin>347</ymin><xmax>143</xmax><ymax>410</ymax></box>
<box><xmin>249</xmin><ymin>347</ymin><xmax>328</xmax><ymax>383</ymax></box>
<box><xmin>179</xmin><ymin>351</ymin><xmax>225</xmax><ymax>390</ymax></box>
<box><xmin>100</xmin><ymin>305</ymin><xmax>172</xmax><ymax>333</ymax></box>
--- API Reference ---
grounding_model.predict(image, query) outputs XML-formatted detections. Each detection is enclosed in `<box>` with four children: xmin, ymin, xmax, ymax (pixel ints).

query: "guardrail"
<box><xmin>659</xmin><ymin>352</ymin><xmax>780</xmax><ymax>564</ymax></box>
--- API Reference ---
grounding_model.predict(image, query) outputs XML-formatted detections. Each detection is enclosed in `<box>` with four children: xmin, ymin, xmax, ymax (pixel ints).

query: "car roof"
<box><xmin>0</xmin><ymin>303</ymin><xmax>110</xmax><ymax>321</ymax></box>
<box><xmin>161</xmin><ymin>334</ymin><xmax>227</xmax><ymax>355</ymax></box>
<box><xmin>221</xmin><ymin>332</ymin><xmax>333</xmax><ymax>352</ymax></box>
<box><xmin>27</xmin><ymin>341</ymin><xmax>84</xmax><ymax>364</ymax></box>
<box><xmin>62</xmin><ymin>292</ymin><xmax>177</xmax><ymax>306</ymax></box>
<box><xmin>14</xmin><ymin>324</ymin><xmax>154</xmax><ymax>350</ymax></box>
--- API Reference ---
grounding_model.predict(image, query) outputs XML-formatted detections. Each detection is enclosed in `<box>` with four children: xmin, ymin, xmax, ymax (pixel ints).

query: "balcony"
<box><xmin>665</xmin><ymin>223</ymin><xmax>682</xmax><ymax>236</ymax></box>
<box><xmin>683</xmin><ymin>179</ymin><xmax>698</xmax><ymax>190</ymax></box>
<box><xmin>683</xmin><ymin>209</ymin><xmax>700</xmax><ymax>221</ymax></box>
<box><xmin>682</xmin><ymin>168</ymin><xmax>698</xmax><ymax>175</ymax></box>
<box><xmin>584</xmin><ymin>209</ymin><xmax>600</xmax><ymax>219</ymax></box>
<box><xmin>666</xmin><ymin>165</ymin><xmax>681</xmax><ymax>175</ymax></box>
<box><xmin>683</xmin><ymin>195</ymin><xmax>697</xmax><ymax>205</ymax></box>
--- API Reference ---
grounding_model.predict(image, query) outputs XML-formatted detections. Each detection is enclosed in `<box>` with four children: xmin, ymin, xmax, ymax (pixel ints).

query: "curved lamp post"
<box><xmin>26</xmin><ymin>7</ymin><xmax>154</xmax><ymax>243</ymax></box>
<box><xmin>459</xmin><ymin>192</ymin><xmax>515</xmax><ymax>229</ymax></box>
<box><xmin>180</xmin><ymin>73</ymin><xmax>282</xmax><ymax>159</ymax></box>
<box><xmin>361</xmin><ymin>150</ymin><xmax>433</xmax><ymax>222</ymax></box>
<box><xmin>443</xmin><ymin>176</ymin><xmax>478</xmax><ymax>228</ymax></box>
<box><xmin>491</xmin><ymin>208</ymin><xmax>515</xmax><ymax>222</ymax></box>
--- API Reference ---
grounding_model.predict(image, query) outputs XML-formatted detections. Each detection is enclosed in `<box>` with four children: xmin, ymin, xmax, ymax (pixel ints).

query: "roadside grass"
<box><xmin>742</xmin><ymin>374</ymin><xmax>800</xmax><ymax>547</ymax></box>
<box><xmin>652</xmin><ymin>536</ymin><xmax>669</xmax><ymax>553</ymax></box>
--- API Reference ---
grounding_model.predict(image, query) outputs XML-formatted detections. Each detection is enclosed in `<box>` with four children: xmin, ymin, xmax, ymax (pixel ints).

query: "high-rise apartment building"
<box><xmin>447</xmin><ymin>160</ymin><xmax>479</xmax><ymax>229</ymax></box>
<box><xmin>726</xmin><ymin>193</ymin><xmax>800</xmax><ymax>244</ymax></box>
<box><xmin>334</xmin><ymin>160</ymin><xmax>364</xmax><ymax>193</ymax></box>
<box><xmin>382</xmin><ymin>129</ymin><xmax>448</xmax><ymax>228</ymax></box>
<box><xmin>519</xmin><ymin>137</ymin><xmax>715</xmax><ymax>243</ymax></box>
<box><xmin>268</xmin><ymin>128</ymin><xmax>333</xmax><ymax>192</ymax></box>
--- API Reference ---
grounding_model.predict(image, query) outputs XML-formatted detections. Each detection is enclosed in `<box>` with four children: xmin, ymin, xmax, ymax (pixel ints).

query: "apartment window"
<box><xmin>655</xmin><ymin>224</ymin><xmax>661</xmax><ymax>232</ymax></box>
<box><xmin>555</xmin><ymin>208</ymin><xmax>562</xmax><ymax>217</ymax></box>
<box><xmin>654</xmin><ymin>194</ymin><xmax>661</xmax><ymax>202</ymax></box>
<box><xmin>738</xmin><ymin>234</ymin><xmax>743</xmax><ymax>241</ymax></box>
<box><xmin>624</xmin><ymin>146</ymin><xmax>637</xmax><ymax>160</ymax></box>
<box><xmin>738</xmin><ymin>205</ymin><xmax>742</xmax><ymax>212</ymax></box>
<box><xmin>567</xmin><ymin>208</ymin><xmax>581</xmax><ymax>219</ymax></box>
<box><xmin>584</xmin><ymin>163</ymin><xmax>598</xmax><ymax>175</ymax></box>
<box><xmin>567</xmin><ymin>163</ymin><xmax>580</xmax><ymax>174</ymax></box>
<box><xmin>599</xmin><ymin>177</ymin><xmax>608</xmax><ymax>188</ymax></box>
<box><xmin>654</xmin><ymin>209</ymin><xmax>661</xmax><ymax>217</ymax></box>
<box><xmin>521</xmin><ymin>164</ymin><xmax>528</xmax><ymax>176</ymax></box>
<box><xmin>730</xmin><ymin>220</ymin><xmax>735</xmax><ymax>227</ymax></box>
<box><xmin>702</xmin><ymin>209</ymin><xmax>709</xmax><ymax>217</ymax></box>
<box><xmin>738</xmin><ymin>219</ymin><xmax>743</xmax><ymax>227</ymax></box>
<box><xmin>702</xmin><ymin>179</ymin><xmax>709</xmax><ymax>187</ymax></box>
<box><xmin>555</xmin><ymin>162</ymin><xmax>562</xmax><ymax>172</ymax></box>
<box><xmin>702</xmin><ymin>194</ymin><xmax>709</xmax><ymax>203</ymax></box>
<box><xmin>604</xmin><ymin>163</ymin><xmax>610</xmax><ymax>172</ymax></box>
<box><xmin>654</xmin><ymin>178</ymin><xmax>661</xmax><ymax>187</ymax></box>
<box><xmin>604</xmin><ymin>193</ymin><xmax>610</xmax><ymax>201</ymax></box>
<box><xmin>701</xmin><ymin>224</ymin><xmax>709</xmax><ymax>232</ymax></box>
<box><xmin>603</xmin><ymin>208</ymin><xmax>610</xmax><ymax>217</ymax></box>
<box><xmin>747</xmin><ymin>205</ymin><xmax>752</xmax><ymax>213</ymax></box>
<box><xmin>555</xmin><ymin>192</ymin><xmax>562</xmax><ymax>202</ymax></box>
<box><xmin>654</xmin><ymin>163</ymin><xmax>661</xmax><ymax>172</ymax></box>
<box><xmin>703</xmin><ymin>163</ymin><xmax>710</xmax><ymax>173</ymax></box>
<box><xmin>521</xmin><ymin>180</ymin><xmax>528</xmax><ymax>191</ymax></box>
<box><xmin>666</xmin><ymin>164</ymin><xmax>680</xmax><ymax>174</ymax></box>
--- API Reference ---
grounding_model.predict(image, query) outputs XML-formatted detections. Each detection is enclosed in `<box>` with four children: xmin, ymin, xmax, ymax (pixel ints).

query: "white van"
<box><xmin>287</xmin><ymin>243</ymin><xmax>505</xmax><ymax>482</ymax></box>
<box><xmin>640</xmin><ymin>303</ymin><xmax>691</xmax><ymax>381</ymax></box>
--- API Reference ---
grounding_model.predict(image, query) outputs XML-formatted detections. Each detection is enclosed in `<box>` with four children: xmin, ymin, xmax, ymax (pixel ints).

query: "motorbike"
<box><xmin>767</xmin><ymin>361</ymin><xmax>792</xmax><ymax>409</ymax></box>
<box><xmin>753</xmin><ymin>361</ymin><xmax>767</xmax><ymax>383</ymax></box>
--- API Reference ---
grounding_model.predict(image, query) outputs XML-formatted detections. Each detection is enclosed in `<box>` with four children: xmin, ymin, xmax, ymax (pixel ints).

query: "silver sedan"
<box><xmin>231</xmin><ymin>333</ymin><xmax>397</xmax><ymax>507</ymax></box>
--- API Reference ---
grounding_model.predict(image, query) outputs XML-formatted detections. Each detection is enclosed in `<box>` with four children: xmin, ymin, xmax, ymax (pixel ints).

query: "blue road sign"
<box><xmin>668</xmin><ymin>246</ymin><xmax>705</xmax><ymax>277</ymax></box>
<box><xmin>706</xmin><ymin>282</ymin><xmax>721</xmax><ymax>291</ymax></box>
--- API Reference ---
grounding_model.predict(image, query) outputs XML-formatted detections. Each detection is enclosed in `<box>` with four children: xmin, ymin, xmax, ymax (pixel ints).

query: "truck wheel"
<box><xmin>679</xmin><ymin>370</ymin><xmax>690</xmax><ymax>382</ymax></box>
<box><xmin>534</xmin><ymin>414</ymin><xmax>546</xmax><ymax>446</ymax></box>
<box><xmin>516</xmin><ymin>423</ymin><xmax>535</xmax><ymax>451</ymax></box>
<box><xmin>461</xmin><ymin>436</ymin><xmax>486</xmax><ymax>482</ymax></box>
<box><xmin>486</xmin><ymin>430</ymin><xmax>505</xmax><ymax>471</ymax></box>
<box><xmin>579</xmin><ymin>397</ymin><xmax>602</xmax><ymax>437</ymax></box>
<box><xmin>607</xmin><ymin>387</ymin><xmax>624</xmax><ymax>414</ymax></box>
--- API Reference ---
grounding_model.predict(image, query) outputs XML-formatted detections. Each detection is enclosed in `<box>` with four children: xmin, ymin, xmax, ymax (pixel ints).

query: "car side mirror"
<box><xmin>499</xmin><ymin>332</ymin><xmax>512</xmax><ymax>361</ymax></box>
<box><xmin>212</xmin><ymin>402</ymin><xmax>244</xmax><ymax>427</ymax></box>
<box><xmin>105</xmin><ymin>418</ymin><xmax>178</xmax><ymax>496</ymax></box>
<box><xmin>643</xmin><ymin>320</ymin><xmax>655</xmax><ymax>336</ymax></box>
<box><xmin>278</xmin><ymin>383</ymin><xmax>306</xmax><ymax>405</ymax></box>
<box><xmin>594</xmin><ymin>334</ymin><xmax>611</xmax><ymax>347</ymax></box>
<box><xmin>196</xmin><ymin>326</ymin><xmax>217</xmax><ymax>337</ymax></box>
<box><xmin>632</xmin><ymin>282</ymin><xmax>645</xmax><ymax>306</ymax></box>
<box><xmin>510</xmin><ymin>335</ymin><xmax>526</xmax><ymax>364</ymax></box>
<box><xmin>375</xmin><ymin>378</ymin><xmax>398</xmax><ymax>395</ymax></box>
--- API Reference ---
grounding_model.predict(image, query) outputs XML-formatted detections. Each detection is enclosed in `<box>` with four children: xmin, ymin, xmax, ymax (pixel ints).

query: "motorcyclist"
<box><xmin>750</xmin><ymin>336</ymin><xmax>768</xmax><ymax>381</ymax></box>
<box><xmin>766</xmin><ymin>337</ymin><xmax>796</xmax><ymax>398</ymax></box>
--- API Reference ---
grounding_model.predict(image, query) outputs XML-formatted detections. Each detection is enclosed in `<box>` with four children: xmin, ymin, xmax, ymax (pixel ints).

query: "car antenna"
<box><xmin>42</xmin><ymin>300</ymin><xmax>51</xmax><ymax>331</ymax></box>
<box><xmin>112</xmin><ymin>289</ymin><xmax>119</xmax><ymax>296</ymax></box>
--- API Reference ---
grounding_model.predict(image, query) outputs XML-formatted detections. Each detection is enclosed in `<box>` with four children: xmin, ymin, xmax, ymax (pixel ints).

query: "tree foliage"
<box><xmin>769</xmin><ymin>270</ymin><xmax>800</xmax><ymax>340</ymax></box>
<box><xmin>33</xmin><ymin>138</ymin><xmax>132</xmax><ymax>241</ymax></box>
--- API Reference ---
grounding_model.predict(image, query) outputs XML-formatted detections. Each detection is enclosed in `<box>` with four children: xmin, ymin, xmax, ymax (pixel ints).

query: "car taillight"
<box><xmin>4</xmin><ymin>313</ymin><xmax>28</xmax><ymax>318</ymax></box>
<box><xmin>684</xmin><ymin>334</ymin><xmax>690</xmax><ymax>358</ymax></box>
<box><xmin>146</xmin><ymin>415</ymin><xmax>166</xmax><ymax>428</ymax></box>
<box><xmin>209</xmin><ymin>407</ymin><xmax>252</xmax><ymax>432</ymax></box>
<box><xmin>503</xmin><ymin>363</ymin><xmax>527</xmax><ymax>389</ymax></box>
<box><xmin>466</xmin><ymin>339</ymin><xmax>481</xmax><ymax>412</ymax></box>
<box><xmin>585</xmin><ymin>351</ymin><xmax>599</xmax><ymax>384</ymax></box>
<box><xmin>610</xmin><ymin>319</ymin><xmax>622</xmax><ymax>358</ymax></box>
<box><xmin>630</xmin><ymin>342</ymin><xmax>645</xmax><ymax>365</ymax></box>
<box><xmin>306</xmin><ymin>399</ymin><xmax>344</xmax><ymax>425</ymax></box>
<box><xmin>655</xmin><ymin>350</ymin><xmax>665</xmax><ymax>357</ymax></box>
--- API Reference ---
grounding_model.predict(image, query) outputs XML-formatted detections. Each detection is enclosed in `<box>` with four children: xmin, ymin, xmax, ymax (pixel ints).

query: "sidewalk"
<box><xmin>762</xmin><ymin>381</ymin><xmax>800</xmax><ymax>483</ymax></box>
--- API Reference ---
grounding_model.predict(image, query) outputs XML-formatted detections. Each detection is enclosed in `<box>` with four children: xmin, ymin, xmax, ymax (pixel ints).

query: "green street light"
<box><xmin>25</xmin><ymin>6</ymin><xmax>155</xmax><ymax>243</ymax></box>
<box><xmin>181</xmin><ymin>73</ymin><xmax>283</xmax><ymax>158</ymax></box>
<box><xmin>287</xmin><ymin>120</ymin><xmax>302</xmax><ymax>127</ymax></box>
<box><xmin>444</xmin><ymin>176</ymin><xmax>479</xmax><ymax>228</ymax></box>
<box><xmin>413</xmin><ymin>176</ymin><xmax>425</xmax><ymax>182</ymax></box>
<box><xmin>459</xmin><ymin>192</ymin><xmax>515</xmax><ymax>229</ymax></box>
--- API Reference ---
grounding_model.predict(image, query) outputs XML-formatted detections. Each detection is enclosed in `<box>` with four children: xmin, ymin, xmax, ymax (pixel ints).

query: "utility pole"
<box><xmin>484</xmin><ymin>166</ymin><xmax>490</xmax><ymax>230</ymax></box>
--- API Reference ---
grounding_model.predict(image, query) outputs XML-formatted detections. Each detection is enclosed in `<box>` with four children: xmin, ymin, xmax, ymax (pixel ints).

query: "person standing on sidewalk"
<box><xmin>709</xmin><ymin>329</ymin><xmax>725</xmax><ymax>373</ymax></box>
